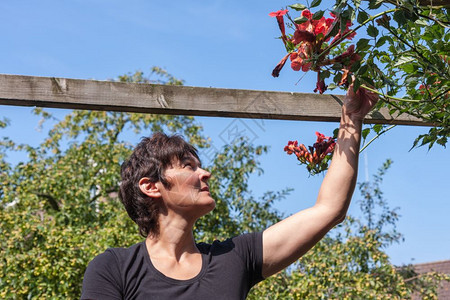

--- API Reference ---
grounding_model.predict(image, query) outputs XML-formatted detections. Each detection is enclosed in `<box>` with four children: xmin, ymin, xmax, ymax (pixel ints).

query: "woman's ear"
<box><xmin>139</xmin><ymin>177</ymin><xmax>161</xmax><ymax>199</ymax></box>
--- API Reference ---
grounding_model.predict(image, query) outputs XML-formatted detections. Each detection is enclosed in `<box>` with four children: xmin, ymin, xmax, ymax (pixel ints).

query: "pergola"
<box><xmin>0</xmin><ymin>74</ymin><xmax>431</xmax><ymax>126</ymax></box>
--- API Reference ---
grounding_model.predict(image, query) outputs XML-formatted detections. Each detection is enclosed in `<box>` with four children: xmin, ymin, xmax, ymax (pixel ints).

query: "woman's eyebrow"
<box><xmin>181</xmin><ymin>156</ymin><xmax>200</xmax><ymax>166</ymax></box>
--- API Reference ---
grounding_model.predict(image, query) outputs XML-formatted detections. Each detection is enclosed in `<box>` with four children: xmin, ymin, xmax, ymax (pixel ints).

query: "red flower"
<box><xmin>314</xmin><ymin>72</ymin><xmax>327</xmax><ymax>94</ymax></box>
<box><xmin>331</xmin><ymin>45</ymin><xmax>361</xmax><ymax>87</ymax></box>
<box><xmin>269</xmin><ymin>9</ymin><xmax>289</xmax><ymax>45</ymax></box>
<box><xmin>315</xmin><ymin>132</ymin><xmax>329</xmax><ymax>143</ymax></box>
<box><xmin>269</xmin><ymin>9</ymin><xmax>288</xmax><ymax>17</ymax></box>
<box><xmin>270</xmin><ymin>8</ymin><xmax>359</xmax><ymax>94</ymax></box>
<box><xmin>331</xmin><ymin>44</ymin><xmax>356</xmax><ymax>62</ymax></box>
<box><xmin>272</xmin><ymin>53</ymin><xmax>290</xmax><ymax>77</ymax></box>
<box><xmin>295</xmin><ymin>12</ymin><xmax>334</xmax><ymax>38</ymax></box>
<box><xmin>376</xmin><ymin>15</ymin><xmax>391</xmax><ymax>28</ymax></box>
<box><xmin>329</xmin><ymin>18</ymin><xmax>356</xmax><ymax>45</ymax></box>
<box><xmin>301</xmin><ymin>9</ymin><xmax>312</xmax><ymax>19</ymax></box>
<box><xmin>284</xmin><ymin>132</ymin><xmax>336</xmax><ymax>175</ymax></box>
<box><xmin>292</xmin><ymin>29</ymin><xmax>316</xmax><ymax>44</ymax></box>
<box><xmin>314</xmin><ymin>17</ymin><xmax>335</xmax><ymax>37</ymax></box>
<box><xmin>290</xmin><ymin>48</ymin><xmax>312</xmax><ymax>72</ymax></box>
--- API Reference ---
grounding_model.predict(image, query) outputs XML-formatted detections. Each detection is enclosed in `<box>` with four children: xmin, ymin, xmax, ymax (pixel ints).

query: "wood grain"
<box><xmin>0</xmin><ymin>74</ymin><xmax>432</xmax><ymax>126</ymax></box>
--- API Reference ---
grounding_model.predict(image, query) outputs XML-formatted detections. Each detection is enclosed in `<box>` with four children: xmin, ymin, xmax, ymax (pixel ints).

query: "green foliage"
<box><xmin>332</xmin><ymin>0</ymin><xmax>450</xmax><ymax>149</ymax></box>
<box><xmin>0</xmin><ymin>69</ymin><xmax>285</xmax><ymax>298</ymax></box>
<box><xmin>289</xmin><ymin>3</ymin><xmax>307</xmax><ymax>11</ymax></box>
<box><xmin>276</xmin><ymin>0</ymin><xmax>448</xmax><ymax>150</ymax></box>
<box><xmin>116</xmin><ymin>66</ymin><xmax>185</xmax><ymax>86</ymax></box>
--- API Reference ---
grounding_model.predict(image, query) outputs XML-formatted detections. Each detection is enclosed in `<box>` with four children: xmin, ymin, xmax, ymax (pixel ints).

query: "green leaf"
<box><xmin>332</xmin><ymin>63</ymin><xmax>344</xmax><ymax>70</ymax></box>
<box><xmin>375</xmin><ymin>36</ymin><xmax>389</xmax><ymax>47</ymax></box>
<box><xmin>362</xmin><ymin>128</ymin><xmax>371</xmax><ymax>140</ymax></box>
<box><xmin>353</xmin><ymin>77</ymin><xmax>361</xmax><ymax>91</ymax></box>
<box><xmin>347</xmin><ymin>75</ymin><xmax>353</xmax><ymax>85</ymax></box>
<box><xmin>394</xmin><ymin>56</ymin><xmax>414</xmax><ymax>67</ymax></box>
<box><xmin>294</xmin><ymin>16</ymin><xmax>308</xmax><ymax>24</ymax></box>
<box><xmin>333</xmin><ymin>127</ymin><xmax>340</xmax><ymax>138</ymax></box>
<box><xmin>340</xmin><ymin>16</ymin><xmax>349</xmax><ymax>31</ymax></box>
<box><xmin>285</xmin><ymin>40</ymin><xmax>295</xmax><ymax>52</ymax></box>
<box><xmin>415</xmin><ymin>19</ymin><xmax>428</xmax><ymax>26</ymax></box>
<box><xmin>393</xmin><ymin>10</ymin><xmax>407</xmax><ymax>26</ymax></box>
<box><xmin>289</xmin><ymin>3</ymin><xmax>307</xmax><ymax>10</ymax></box>
<box><xmin>400</xmin><ymin>63</ymin><xmax>415</xmax><ymax>73</ymax></box>
<box><xmin>325</xmin><ymin>20</ymin><xmax>340</xmax><ymax>40</ymax></box>
<box><xmin>319</xmin><ymin>70</ymin><xmax>331</xmax><ymax>80</ymax></box>
<box><xmin>357</xmin><ymin>11</ymin><xmax>369</xmax><ymax>23</ymax></box>
<box><xmin>350</xmin><ymin>61</ymin><xmax>361</xmax><ymax>72</ymax></box>
<box><xmin>358</xmin><ymin>64</ymin><xmax>369</xmax><ymax>76</ymax></box>
<box><xmin>367</xmin><ymin>25</ymin><xmax>379</xmax><ymax>37</ymax></box>
<box><xmin>436</xmin><ymin>137</ymin><xmax>447</xmax><ymax>146</ymax></box>
<box><xmin>361</xmin><ymin>76</ymin><xmax>375</xmax><ymax>87</ymax></box>
<box><xmin>328</xmin><ymin>83</ymin><xmax>338</xmax><ymax>90</ymax></box>
<box><xmin>341</xmin><ymin>9</ymin><xmax>350</xmax><ymax>18</ymax></box>
<box><xmin>368</xmin><ymin>0</ymin><xmax>383</xmax><ymax>9</ymax></box>
<box><xmin>334</xmin><ymin>72</ymin><xmax>343</xmax><ymax>84</ymax></box>
<box><xmin>373</xmin><ymin>124</ymin><xmax>383</xmax><ymax>134</ymax></box>
<box><xmin>312</xmin><ymin>10</ymin><xmax>324</xmax><ymax>20</ymax></box>
<box><xmin>357</xmin><ymin>38</ymin><xmax>371</xmax><ymax>51</ymax></box>
<box><xmin>310</xmin><ymin>0</ymin><xmax>322</xmax><ymax>8</ymax></box>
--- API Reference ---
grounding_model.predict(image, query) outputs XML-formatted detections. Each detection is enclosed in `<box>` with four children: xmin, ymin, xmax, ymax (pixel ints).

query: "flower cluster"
<box><xmin>284</xmin><ymin>132</ymin><xmax>336</xmax><ymax>175</ymax></box>
<box><xmin>270</xmin><ymin>8</ymin><xmax>360</xmax><ymax>94</ymax></box>
<box><xmin>418</xmin><ymin>72</ymin><xmax>449</xmax><ymax>100</ymax></box>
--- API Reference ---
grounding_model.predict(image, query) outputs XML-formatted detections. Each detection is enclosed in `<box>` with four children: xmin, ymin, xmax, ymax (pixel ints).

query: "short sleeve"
<box><xmin>231</xmin><ymin>232</ymin><xmax>264</xmax><ymax>286</ymax></box>
<box><xmin>81</xmin><ymin>250</ymin><xmax>123</xmax><ymax>300</ymax></box>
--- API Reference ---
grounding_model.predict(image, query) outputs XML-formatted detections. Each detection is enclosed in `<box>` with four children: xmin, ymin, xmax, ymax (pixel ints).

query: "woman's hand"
<box><xmin>343</xmin><ymin>84</ymin><xmax>379</xmax><ymax>121</ymax></box>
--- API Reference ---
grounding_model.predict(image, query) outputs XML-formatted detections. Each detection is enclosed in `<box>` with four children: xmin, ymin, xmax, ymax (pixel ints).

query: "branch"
<box><xmin>382</xmin><ymin>0</ymin><xmax>450</xmax><ymax>27</ymax></box>
<box><xmin>432</xmin><ymin>87</ymin><xmax>450</xmax><ymax>102</ymax></box>
<box><xmin>384</xmin><ymin>26</ymin><xmax>447</xmax><ymax>79</ymax></box>
<box><xmin>34</xmin><ymin>192</ymin><xmax>60</xmax><ymax>211</ymax></box>
<box><xmin>90</xmin><ymin>188</ymin><xmax>119</xmax><ymax>203</ymax></box>
<box><xmin>361</xmin><ymin>85</ymin><xmax>421</xmax><ymax>102</ymax></box>
<box><xmin>360</xmin><ymin>125</ymin><xmax>397</xmax><ymax>153</ymax></box>
<box><xmin>109</xmin><ymin>112</ymin><xmax>126</xmax><ymax>145</ymax></box>
<box><xmin>317</xmin><ymin>9</ymin><xmax>398</xmax><ymax>60</ymax></box>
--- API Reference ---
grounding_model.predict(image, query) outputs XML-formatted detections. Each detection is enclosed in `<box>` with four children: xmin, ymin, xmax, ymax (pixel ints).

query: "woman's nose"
<box><xmin>199</xmin><ymin>168</ymin><xmax>211</xmax><ymax>180</ymax></box>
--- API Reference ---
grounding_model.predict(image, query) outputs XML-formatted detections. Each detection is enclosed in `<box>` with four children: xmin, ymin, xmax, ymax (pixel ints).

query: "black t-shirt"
<box><xmin>81</xmin><ymin>232</ymin><xmax>264</xmax><ymax>300</ymax></box>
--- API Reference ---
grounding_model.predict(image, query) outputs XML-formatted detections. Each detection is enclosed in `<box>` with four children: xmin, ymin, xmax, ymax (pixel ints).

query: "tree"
<box><xmin>0</xmin><ymin>68</ymin><xmax>286</xmax><ymax>298</ymax></box>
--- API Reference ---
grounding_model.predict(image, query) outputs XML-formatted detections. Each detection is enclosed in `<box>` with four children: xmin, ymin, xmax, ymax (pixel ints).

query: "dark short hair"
<box><xmin>119</xmin><ymin>132</ymin><xmax>200</xmax><ymax>237</ymax></box>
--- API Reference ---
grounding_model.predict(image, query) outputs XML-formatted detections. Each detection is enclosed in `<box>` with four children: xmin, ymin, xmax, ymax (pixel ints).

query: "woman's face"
<box><xmin>157</xmin><ymin>154</ymin><xmax>215</xmax><ymax>216</ymax></box>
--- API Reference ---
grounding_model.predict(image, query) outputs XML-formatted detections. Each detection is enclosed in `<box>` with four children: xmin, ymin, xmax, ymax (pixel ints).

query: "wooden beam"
<box><xmin>0</xmin><ymin>74</ymin><xmax>431</xmax><ymax>126</ymax></box>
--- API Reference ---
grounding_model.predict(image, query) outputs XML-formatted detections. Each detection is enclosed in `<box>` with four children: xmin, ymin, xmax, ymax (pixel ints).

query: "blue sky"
<box><xmin>0</xmin><ymin>1</ymin><xmax>448</xmax><ymax>266</ymax></box>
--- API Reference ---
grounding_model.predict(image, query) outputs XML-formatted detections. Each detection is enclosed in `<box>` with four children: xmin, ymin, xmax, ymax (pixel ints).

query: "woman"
<box><xmin>81</xmin><ymin>86</ymin><xmax>378</xmax><ymax>299</ymax></box>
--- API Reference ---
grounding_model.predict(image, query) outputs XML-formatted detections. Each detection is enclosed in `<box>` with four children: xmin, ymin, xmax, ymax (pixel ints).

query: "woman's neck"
<box><xmin>146</xmin><ymin>213</ymin><xmax>198</xmax><ymax>260</ymax></box>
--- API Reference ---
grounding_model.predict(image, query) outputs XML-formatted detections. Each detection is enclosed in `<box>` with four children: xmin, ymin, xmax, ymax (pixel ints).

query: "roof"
<box><xmin>411</xmin><ymin>260</ymin><xmax>450</xmax><ymax>300</ymax></box>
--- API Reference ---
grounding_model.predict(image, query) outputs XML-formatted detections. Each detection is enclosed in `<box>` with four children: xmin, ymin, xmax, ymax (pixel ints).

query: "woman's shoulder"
<box><xmin>89</xmin><ymin>241</ymin><xmax>146</xmax><ymax>267</ymax></box>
